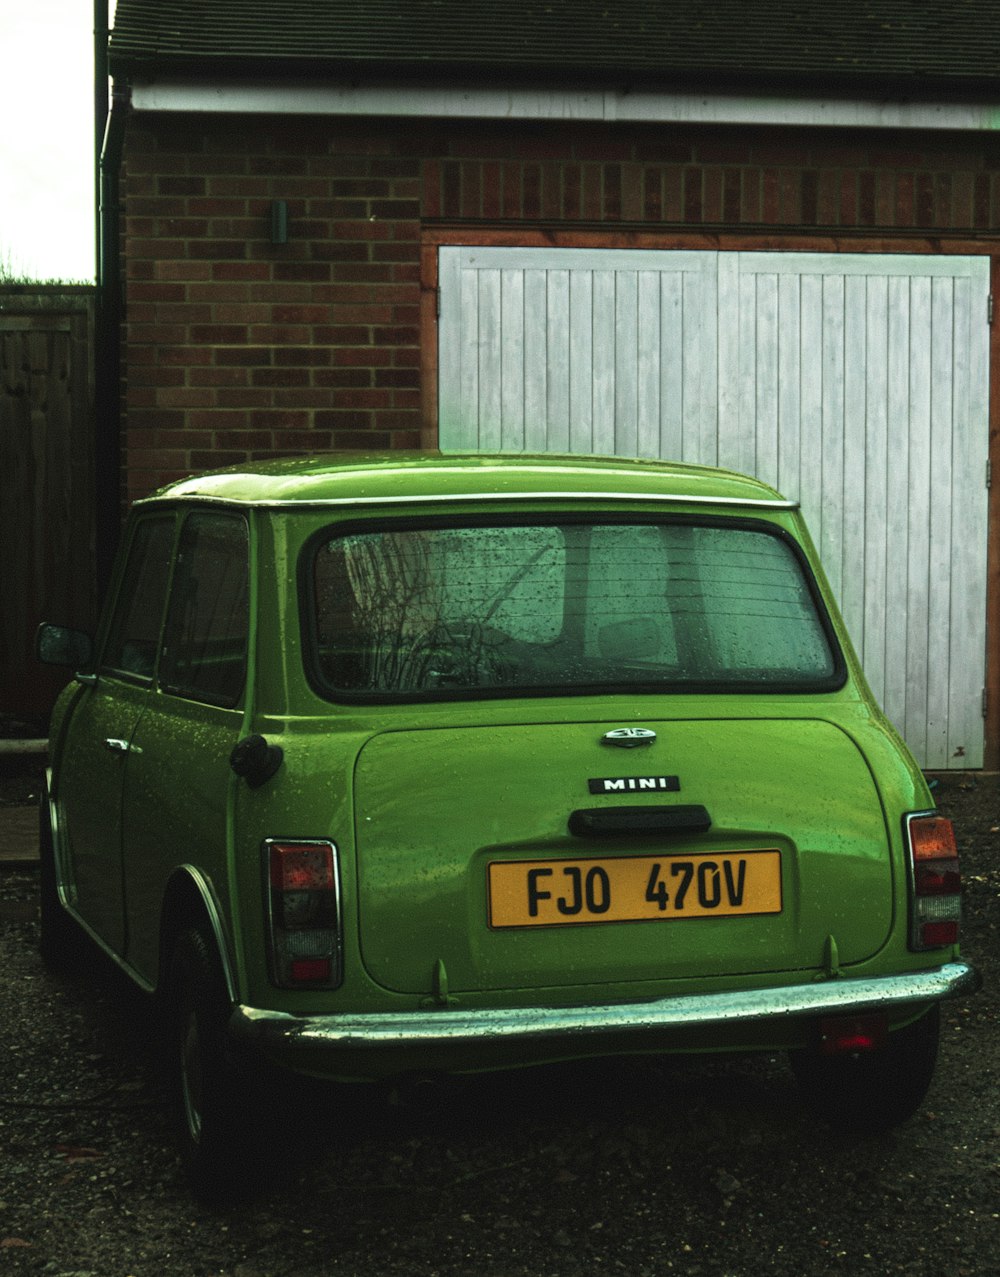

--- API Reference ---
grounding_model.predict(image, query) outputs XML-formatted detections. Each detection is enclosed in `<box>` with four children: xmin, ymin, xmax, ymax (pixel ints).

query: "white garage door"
<box><xmin>438</xmin><ymin>246</ymin><xmax>990</xmax><ymax>768</ymax></box>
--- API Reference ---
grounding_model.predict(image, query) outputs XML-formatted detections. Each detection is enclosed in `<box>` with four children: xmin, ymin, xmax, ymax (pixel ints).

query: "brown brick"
<box><xmin>684</xmin><ymin>167</ymin><xmax>703</xmax><ymax>223</ymax></box>
<box><xmin>643</xmin><ymin>168</ymin><xmax>661</xmax><ymax>221</ymax></box>
<box><xmin>191</xmin><ymin>368</ymin><xmax>250</xmax><ymax>388</ymax></box>
<box><xmin>951</xmin><ymin>171</ymin><xmax>974</xmax><ymax>227</ymax></box>
<box><xmin>273</xmin><ymin>263</ymin><xmax>332</xmax><ymax>283</ymax></box>
<box><xmin>663</xmin><ymin>167</ymin><xmax>683</xmax><ymax>222</ymax></box>
<box><xmin>916</xmin><ymin>174</ymin><xmax>935</xmax><ymax>226</ymax></box>
<box><xmin>252</xmin><ymin>368</ymin><xmax>312</xmax><ymax>388</ymax></box>
<box><xmin>189</xmin><ymin>241</ymin><xmax>249</xmax><ymax>261</ymax></box>
<box><xmin>157</xmin><ymin>260</ymin><xmax>213</xmax><ymax>282</ymax></box>
<box><xmin>332</xmin><ymin>430</ymin><xmax>392</xmax><ymax>450</ymax></box>
<box><xmin>482</xmin><ymin>161</ymin><xmax>502</xmax><ymax>218</ymax></box>
<box><xmin>621</xmin><ymin>163</ymin><xmax>643</xmax><ymax>221</ymax></box>
<box><xmin>214</xmin><ymin>347</ymin><xmax>274</xmax><ymax>367</ymax></box>
<box><xmin>217</xmin><ymin>388</ymin><xmax>274</xmax><ymax>409</ymax></box>
<box><xmin>762</xmin><ymin>169</ymin><xmax>780</xmax><ymax>223</ymax></box>
<box><xmin>189</xmin><ymin>410</ymin><xmax>250</xmax><ymax>430</ymax></box>
<box><xmin>461</xmin><ymin>162</ymin><xmax>482</xmax><ymax>218</ymax></box>
<box><xmin>840</xmin><ymin>172</ymin><xmax>858</xmax><ymax>225</ymax></box>
<box><xmin>875</xmin><ymin>171</ymin><xmax>895</xmax><ymax>225</ymax></box>
<box><xmin>158</xmin><ymin>344</ymin><xmax>213</xmax><ymax>365</ymax></box>
<box><xmin>332</xmin><ymin>347</ymin><xmax>393</xmax><ymax>367</ymax></box>
<box><xmin>315</xmin><ymin>411</ymin><xmax>371</xmax><ymax>430</ymax></box>
<box><xmin>935</xmin><ymin>173</ymin><xmax>953</xmax><ymax>227</ymax></box>
<box><xmin>504</xmin><ymin>163</ymin><xmax>522</xmax><ymax>217</ymax></box>
<box><xmin>975</xmin><ymin>173</ymin><xmax>991</xmax><ymax>228</ymax></box>
<box><xmin>190</xmin><ymin>325</ymin><xmax>250</xmax><ymax>344</ymax></box>
<box><xmin>310</xmin><ymin>242</ymin><xmax>370</xmax><ymax>263</ymax></box>
<box><xmin>213</xmin><ymin>262</ymin><xmax>271</xmax><ymax>282</ymax></box>
<box><xmin>275</xmin><ymin>346</ymin><xmax>335</xmax><ymax>366</ymax></box>
<box><xmin>271</xmin><ymin>304</ymin><xmax>330</xmax><ymax>325</ymax></box>
<box><xmin>702</xmin><ymin>167</ymin><xmax>723</xmax><ymax>223</ymax></box>
<box><xmin>131</xmin><ymin>282</ymin><xmax>187</xmax><ymax>303</ymax></box>
<box><xmin>190</xmin><ymin>450</ymin><xmax>248</xmax><ymax>469</ymax></box>
<box><xmin>159</xmin><ymin>177</ymin><xmax>207</xmax><ymax>197</ymax></box>
<box><xmin>310</xmin><ymin>368</ymin><xmax>370</xmax><ymax>391</ymax></box>
<box><xmin>523</xmin><ymin>164</ymin><xmax>541</xmax><ymax>219</ymax></box>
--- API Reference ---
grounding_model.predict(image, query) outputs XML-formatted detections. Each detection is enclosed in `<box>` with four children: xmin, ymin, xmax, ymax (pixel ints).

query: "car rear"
<box><xmin>227</xmin><ymin>456</ymin><xmax>974</xmax><ymax>1097</ymax></box>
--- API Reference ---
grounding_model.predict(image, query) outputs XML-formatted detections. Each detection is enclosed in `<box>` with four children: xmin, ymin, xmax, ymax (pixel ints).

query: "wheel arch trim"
<box><xmin>159</xmin><ymin>866</ymin><xmax>239</xmax><ymax>1004</ymax></box>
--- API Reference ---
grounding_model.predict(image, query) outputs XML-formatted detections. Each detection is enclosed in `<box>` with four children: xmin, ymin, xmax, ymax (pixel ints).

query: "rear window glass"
<box><xmin>306</xmin><ymin>518</ymin><xmax>842</xmax><ymax>699</ymax></box>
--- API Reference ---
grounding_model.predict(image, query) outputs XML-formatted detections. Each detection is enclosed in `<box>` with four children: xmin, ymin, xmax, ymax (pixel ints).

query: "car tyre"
<box><xmin>166</xmin><ymin>925</ymin><xmax>269</xmax><ymax>1202</ymax></box>
<box><xmin>38</xmin><ymin>793</ymin><xmax>87</xmax><ymax>970</ymax></box>
<box><xmin>789</xmin><ymin>1005</ymin><xmax>940</xmax><ymax>1132</ymax></box>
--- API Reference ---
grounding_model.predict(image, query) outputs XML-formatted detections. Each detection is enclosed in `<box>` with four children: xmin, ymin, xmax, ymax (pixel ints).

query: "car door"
<box><xmin>57</xmin><ymin>514</ymin><xmax>176</xmax><ymax>951</ymax></box>
<box><xmin>119</xmin><ymin>509</ymin><xmax>250</xmax><ymax>985</ymax></box>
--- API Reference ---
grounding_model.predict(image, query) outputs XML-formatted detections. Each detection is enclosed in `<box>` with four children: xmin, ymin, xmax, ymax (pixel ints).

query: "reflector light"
<box><xmin>920</xmin><ymin>921</ymin><xmax>959</xmax><ymax>947</ymax></box>
<box><xmin>819</xmin><ymin>1014</ymin><xmax>888</xmax><ymax>1055</ymax></box>
<box><xmin>290</xmin><ymin>958</ymin><xmax>332</xmax><ymax>984</ymax></box>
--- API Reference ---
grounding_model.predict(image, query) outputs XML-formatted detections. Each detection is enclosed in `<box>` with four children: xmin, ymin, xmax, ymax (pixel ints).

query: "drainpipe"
<box><xmin>94</xmin><ymin>0</ymin><xmax>127</xmax><ymax>603</ymax></box>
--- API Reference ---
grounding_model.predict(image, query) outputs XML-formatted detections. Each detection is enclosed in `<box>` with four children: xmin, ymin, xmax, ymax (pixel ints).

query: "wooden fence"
<box><xmin>0</xmin><ymin>288</ymin><xmax>97</xmax><ymax>723</ymax></box>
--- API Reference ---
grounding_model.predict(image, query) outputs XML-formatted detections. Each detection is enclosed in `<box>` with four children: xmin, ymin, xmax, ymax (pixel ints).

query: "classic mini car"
<box><xmin>38</xmin><ymin>452</ymin><xmax>978</xmax><ymax>1197</ymax></box>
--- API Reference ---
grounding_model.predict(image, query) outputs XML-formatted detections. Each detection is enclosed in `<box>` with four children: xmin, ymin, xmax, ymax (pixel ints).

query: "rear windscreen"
<box><xmin>305</xmin><ymin>517</ymin><xmax>843</xmax><ymax>699</ymax></box>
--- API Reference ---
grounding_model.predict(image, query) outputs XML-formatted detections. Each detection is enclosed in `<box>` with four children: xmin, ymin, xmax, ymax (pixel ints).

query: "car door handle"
<box><xmin>103</xmin><ymin>737</ymin><xmax>130</xmax><ymax>753</ymax></box>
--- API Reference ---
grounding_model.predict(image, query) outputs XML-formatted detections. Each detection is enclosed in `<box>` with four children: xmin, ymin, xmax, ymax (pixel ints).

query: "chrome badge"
<box><xmin>601</xmin><ymin>727</ymin><xmax>657</xmax><ymax>748</ymax></box>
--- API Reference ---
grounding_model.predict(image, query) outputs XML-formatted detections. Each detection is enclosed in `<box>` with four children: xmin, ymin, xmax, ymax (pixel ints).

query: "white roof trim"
<box><xmin>130</xmin><ymin>79</ymin><xmax>1000</xmax><ymax>132</ymax></box>
<box><xmin>136</xmin><ymin>490</ymin><xmax>798</xmax><ymax>511</ymax></box>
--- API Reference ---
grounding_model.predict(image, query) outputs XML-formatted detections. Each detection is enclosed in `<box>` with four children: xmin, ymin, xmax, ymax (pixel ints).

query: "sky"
<box><xmin>0</xmin><ymin>0</ymin><xmax>113</xmax><ymax>282</ymax></box>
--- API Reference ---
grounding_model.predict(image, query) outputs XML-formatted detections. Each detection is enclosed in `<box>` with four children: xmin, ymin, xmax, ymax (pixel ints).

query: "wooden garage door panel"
<box><xmin>440</xmin><ymin>247</ymin><xmax>718</xmax><ymax>461</ymax></box>
<box><xmin>438</xmin><ymin>246</ymin><xmax>989</xmax><ymax>769</ymax></box>
<box><xmin>722</xmin><ymin>254</ymin><xmax>989</xmax><ymax>769</ymax></box>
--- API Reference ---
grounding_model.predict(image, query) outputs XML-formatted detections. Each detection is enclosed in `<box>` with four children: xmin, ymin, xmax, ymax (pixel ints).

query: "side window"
<box><xmin>102</xmin><ymin>518</ymin><xmax>175</xmax><ymax>681</ymax></box>
<box><xmin>159</xmin><ymin>513</ymin><xmax>249</xmax><ymax>707</ymax></box>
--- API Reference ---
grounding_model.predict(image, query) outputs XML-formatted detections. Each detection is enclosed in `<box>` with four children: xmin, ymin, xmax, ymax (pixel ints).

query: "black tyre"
<box><xmin>790</xmin><ymin>1005</ymin><xmax>940</xmax><ymax>1132</ymax></box>
<box><xmin>166</xmin><ymin>926</ymin><xmax>268</xmax><ymax>1202</ymax></box>
<box><xmin>38</xmin><ymin>793</ymin><xmax>86</xmax><ymax>970</ymax></box>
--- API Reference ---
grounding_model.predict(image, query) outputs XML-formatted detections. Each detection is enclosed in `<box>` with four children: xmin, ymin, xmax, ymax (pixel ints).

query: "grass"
<box><xmin>0</xmin><ymin>247</ymin><xmax>91</xmax><ymax>287</ymax></box>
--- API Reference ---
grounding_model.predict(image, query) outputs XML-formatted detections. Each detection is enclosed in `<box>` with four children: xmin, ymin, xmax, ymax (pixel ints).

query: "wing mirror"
<box><xmin>35</xmin><ymin>623</ymin><xmax>94</xmax><ymax>669</ymax></box>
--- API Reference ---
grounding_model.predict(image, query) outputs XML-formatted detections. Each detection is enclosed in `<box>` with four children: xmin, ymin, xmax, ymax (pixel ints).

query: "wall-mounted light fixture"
<box><xmin>270</xmin><ymin>200</ymin><xmax>289</xmax><ymax>245</ymax></box>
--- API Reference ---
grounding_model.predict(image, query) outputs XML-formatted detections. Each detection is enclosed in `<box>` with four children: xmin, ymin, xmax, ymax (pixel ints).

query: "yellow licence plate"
<box><xmin>488</xmin><ymin>850</ymin><xmax>782</xmax><ymax>928</ymax></box>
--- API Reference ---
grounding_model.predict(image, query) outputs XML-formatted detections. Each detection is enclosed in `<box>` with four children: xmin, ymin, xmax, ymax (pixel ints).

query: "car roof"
<box><xmin>136</xmin><ymin>451</ymin><xmax>796</xmax><ymax>511</ymax></box>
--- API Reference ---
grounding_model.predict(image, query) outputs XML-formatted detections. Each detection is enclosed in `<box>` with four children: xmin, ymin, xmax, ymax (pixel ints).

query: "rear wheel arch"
<box><xmin>157</xmin><ymin>867</ymin><xmax>238</xmax><ymax>1004</ymax></box>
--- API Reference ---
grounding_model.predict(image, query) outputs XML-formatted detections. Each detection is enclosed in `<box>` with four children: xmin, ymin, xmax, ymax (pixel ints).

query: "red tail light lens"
<box><xmin>906</xmin><ymin>813</ymin><xmax>961</xmax><ymax>951</ymax></box>
<box><xmin>265</xmin><ymin>840</ymin><xmax>342</xmax><ymax>988</ymax></box>
<box><xmin>819</xmin><ymin>1013</ymin><xmax>888</xmax><ymax>1055</ymax></box>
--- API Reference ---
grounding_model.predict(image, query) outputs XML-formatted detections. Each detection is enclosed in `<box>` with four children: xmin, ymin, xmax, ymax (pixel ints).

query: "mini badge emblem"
<box><xmin>601</xmin><ymin>727</ymin><xmax>657</xmax><ymax>748</ymax></box>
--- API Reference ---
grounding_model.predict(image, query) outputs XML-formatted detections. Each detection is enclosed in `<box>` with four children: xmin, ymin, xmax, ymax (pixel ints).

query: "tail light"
<box><xmin>818</xmin><ymin>1013</ymin><xmax>888</xmax><ymax>1055</ymax></box>
<box><xmin>265</xmin><ymin>840</ymin><xmax>342</xmax><ymax>988</ymax></box>
<box><xmin>905</xmin><ymin>813</ymin><xmax>962</xmax><ymax>951</ymax></box>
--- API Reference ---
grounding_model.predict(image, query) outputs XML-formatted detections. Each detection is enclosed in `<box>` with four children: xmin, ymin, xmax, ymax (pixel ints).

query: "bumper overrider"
<box><xmin>230</xmin><ymin>962</ymin><xmax>979</xmax><ymax>1063</ymax></box>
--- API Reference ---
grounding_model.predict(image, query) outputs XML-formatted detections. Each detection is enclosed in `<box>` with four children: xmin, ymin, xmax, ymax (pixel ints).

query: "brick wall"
<box><xmin>121</xmin><ymin>114</ymin><xmax>1000</xmax><ymax>500</ymax></box>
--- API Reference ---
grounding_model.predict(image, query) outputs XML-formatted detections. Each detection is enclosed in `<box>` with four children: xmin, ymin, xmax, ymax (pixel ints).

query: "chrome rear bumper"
<box><xmin>230</xmin><ymin>961</ymin><xmax>979</xmax><ymax>1054</ymax></box>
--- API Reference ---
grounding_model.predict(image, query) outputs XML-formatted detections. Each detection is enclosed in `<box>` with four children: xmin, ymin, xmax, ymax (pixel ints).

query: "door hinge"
<box><xmin>983</xmin><ymin>687</ymin><xmax>988</xmax><ymax>719</ymax></box>
<box><xmin>436</xmin><ymin>289</ymin><xmax>441</xmax><ymax>318</ymax></box>
<box><xmin>988</xmin><ymin>459</ymin><xmax>993</xmax><ymax>489</ymax></box>
<box><xmin>990</xmin><ymin>293</ymin><xmax>995</xmax><ymax>325</ymax></box>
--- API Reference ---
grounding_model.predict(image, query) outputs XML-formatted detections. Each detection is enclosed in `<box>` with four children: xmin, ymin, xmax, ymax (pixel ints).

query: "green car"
<box><xmin>38</xmin><ymin>452</ymin><xmax>978</xmax><ymax>1198</ymax></box>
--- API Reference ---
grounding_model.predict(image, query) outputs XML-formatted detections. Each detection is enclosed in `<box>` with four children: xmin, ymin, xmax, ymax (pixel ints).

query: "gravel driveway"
<box><xmin>1</xmin><ymin>770</ymin><xmax>998</xmax><ymax>1277</ymax></box>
